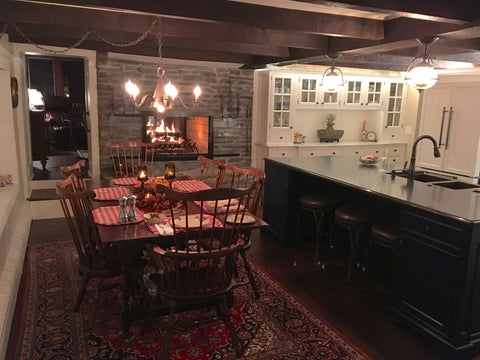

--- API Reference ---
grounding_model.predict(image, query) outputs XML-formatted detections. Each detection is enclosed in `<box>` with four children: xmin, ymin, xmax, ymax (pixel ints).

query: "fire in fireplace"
<box><xmin>143</xmin><ymin>115</ymin><xmax>213</xmax><ymax>160</ymax></box>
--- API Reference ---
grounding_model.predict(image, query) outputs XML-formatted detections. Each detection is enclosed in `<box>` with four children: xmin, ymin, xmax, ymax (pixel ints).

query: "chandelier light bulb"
<box><xmin>165</xmin><ymin>82</ymin><xmax>178</xmax><ymax>99</ymax></box>
<box><xmin>194</xmin><ymin>85</ymin><xmax>201</xmax><ymax>102</ymax></box>
<box><xmin>156</xmin><ymin>104</ymin><xmax>166</xmax><ymax>113</ymax></box>
<box><xmin>125</xmin><ymin>80</ymin><xmax>139</xmax><ymax>98</ymax></box>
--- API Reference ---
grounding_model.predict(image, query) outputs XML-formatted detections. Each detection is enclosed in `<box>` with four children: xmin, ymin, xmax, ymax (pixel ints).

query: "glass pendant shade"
<box><xmin>405</xmin><ymin>36</ymin><xmax>439</xmax><ymax>91</ymax></box>
<box><xmin>405</xmin><ymin>59</ymin><xmax>438</xmax><ymax>90</ymax></box>
<box><xmin>321</xmin><ymin>54</ymin><xmax>344</xmax><ymax>93</ymax></box>
<box><xmin>322</xmin><ymin>69</ymin><xmax>344</xmax><ymax>92</ymax></box>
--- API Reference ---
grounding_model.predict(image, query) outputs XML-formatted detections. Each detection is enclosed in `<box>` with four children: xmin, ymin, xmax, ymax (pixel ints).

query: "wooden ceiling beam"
<box><xmin>1</xmin><ymin>2</ymin><xmax>330</xmax><ymax>50</ymax></box>
<box><xmin>295</xmin><ymin>0</ymin><xmax>478</xmax><ymax>23</ymax></box>
<box><xmin>13</xmin><ymin>0</ymin><xmax>385</xmax><ymax>40</ymax></box>
<box><xmin>8</xmin><ymin>35</ymin><xmax>255</xmax><ymax>64</ymax></box>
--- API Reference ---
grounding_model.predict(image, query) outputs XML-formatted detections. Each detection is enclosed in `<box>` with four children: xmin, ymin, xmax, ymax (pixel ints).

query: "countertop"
<box><xmin>258</xmin><ymin>140</ymin><xmax>407</xmax><ymax>147</ymax></box>
<box><xmin>266</xmin><ymin>156</ymin><xmax>480</xmax><ymax>223</ymax></box>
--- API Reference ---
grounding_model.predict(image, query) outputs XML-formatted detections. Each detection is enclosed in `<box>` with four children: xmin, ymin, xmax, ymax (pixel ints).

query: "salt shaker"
<box><xmin>127</xmin><ymin>194</ymin><xmax>138</xmax><ymax>221</ymax></box>
<box><xmin>118</xmin><ymin>196</ymin><xmax>129</xmax><ymax>223</ymax></box>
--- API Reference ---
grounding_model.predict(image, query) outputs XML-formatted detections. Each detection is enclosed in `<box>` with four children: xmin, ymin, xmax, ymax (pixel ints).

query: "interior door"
<box><xmin>417</xmin><ymin>84</ymin><xmax>452</xmax><ymax>171</ymax></box>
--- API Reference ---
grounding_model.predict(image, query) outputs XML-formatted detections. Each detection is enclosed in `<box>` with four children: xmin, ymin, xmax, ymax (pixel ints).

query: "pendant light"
<box><xmin>405</xmin><ymin>36</ymin><xmax>439</xmax><ymax>91</ymax></box>
<box><xmin>321</xmin><ymin>54</ymin><xmax>345</xmax><ymax>93</ymax></box>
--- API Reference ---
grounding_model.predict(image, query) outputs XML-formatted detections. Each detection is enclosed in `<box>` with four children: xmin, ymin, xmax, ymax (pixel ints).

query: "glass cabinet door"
<box><xmin>272</xmin><ymin>77</ymin><xmax>291</xmax><ymax>128</ymax></box>
<box><xmin>366</xmin><ymin>80</ymin><xmax>383</xmax><ymax>105</ymax></box>
<box><xmin>386</xmin><ymin>82</ymin><xmax>404</xmax><ymax>127</ymax></box>
<box><xmin>299</xmin><ymin>77</ymin><xmax>317</xmax><ymax>104</ymax></box>
<box><xmin>345</xmin><ymin>80</ymin><xmax>362</xmax><ymax>105</ymax></box>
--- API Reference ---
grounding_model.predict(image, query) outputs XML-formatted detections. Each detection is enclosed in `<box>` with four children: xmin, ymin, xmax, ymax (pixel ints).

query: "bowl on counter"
<box><xmin>359</xmin><ymin>155</ymin><xmax>379</xmax><ymax>166</ymax></box>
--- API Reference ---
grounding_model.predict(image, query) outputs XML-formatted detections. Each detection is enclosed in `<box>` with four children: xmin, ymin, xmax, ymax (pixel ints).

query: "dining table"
<box><xmin>86</xmin><ymin>176</ymin><xmax>268</xmax><ymax>336</ymax></box>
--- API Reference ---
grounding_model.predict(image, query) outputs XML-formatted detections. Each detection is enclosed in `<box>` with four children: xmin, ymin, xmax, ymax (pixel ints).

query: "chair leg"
<box><xmin>162</xmin><ymin>302</ymin><xmax>176</xmax><ymax>360</ymax></box>
<box><xmin>240</xmin><ymin>249</ymin><xmax>260</xmax><ymax>299</ymax></box>
<box><xmin>346</xmin><ymin>228</ymin><xmax>362</xmax><ymax>283</ymax></box>
<box><xmin>217</xmin><ymin>296</ymin><xmax>242</xmax><ymax>357</ymax></box>
<box><xmin>74</xmin><ymin>274</ymin><xmax>89</xmax><ymax>312</ymax></box>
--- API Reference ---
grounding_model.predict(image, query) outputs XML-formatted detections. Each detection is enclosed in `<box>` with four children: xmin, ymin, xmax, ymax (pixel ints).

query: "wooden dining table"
<box><xmin>86</xmin><ymin>176</ymin><xmax>268</xmax><ymax>336</ymax></box>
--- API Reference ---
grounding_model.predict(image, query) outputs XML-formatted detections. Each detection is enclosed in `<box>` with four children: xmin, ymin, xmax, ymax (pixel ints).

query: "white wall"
<box><xmin>0</xmin><ymin>36</ymin><xmax>32</xmax><ymax>359</ymax></box>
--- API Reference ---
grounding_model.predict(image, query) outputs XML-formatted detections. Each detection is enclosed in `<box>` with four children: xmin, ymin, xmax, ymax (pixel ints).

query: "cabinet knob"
<box><xmin>332</xmin><ymin>152</ymin><xmax>336</xmax><ymax>155</ymax></box>
<box><xmin>310</xmin><ymin>153</ymin><xmax>314</xmax><ymax>156</ymax></box>
<box><xmin>355</xmin><ymin>151</ymin><xmax>359</xmax><ymax>154</ymax></box>
<box><xmin>394</xmin><ymin>149</ymin><xmax>397</xmax><ymax>152</ymax></box>
<box><xmin>282</xmin><ymin>153</ymin><xmax>285</xmax><ymax>156</ymax></box>
<box><xmin>375</xmin><ymin>150</ymin><xmax>379</xmax><ymax>153</ymax></box>
<box><xmin>280</xmin><ymin>136</ymin><xmax>283</xmax><ymax>139</ymax></box>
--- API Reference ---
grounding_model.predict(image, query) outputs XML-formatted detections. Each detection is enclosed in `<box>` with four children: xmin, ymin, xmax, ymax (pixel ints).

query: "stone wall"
<box><xmin>96</xmin><ymin>53</ymin><xmax>254</xmax><ymax>178</ymax></box>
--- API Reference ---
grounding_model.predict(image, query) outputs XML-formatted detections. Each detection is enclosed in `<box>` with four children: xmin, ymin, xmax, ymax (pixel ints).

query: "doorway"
<box><xmin>27</xmin><ymin>55</ymin><xmax>89</xmax><ymax>180</ymax></box>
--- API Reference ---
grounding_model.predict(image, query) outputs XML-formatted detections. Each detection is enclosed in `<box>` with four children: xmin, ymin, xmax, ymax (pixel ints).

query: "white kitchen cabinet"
<box><xmin>298</xmin><ymin>147</ymin><xmax>345</xmax><ymax>157</ymax></box>
<box><xmin>385</xmin><ymin>81</ymin><xmax>405</xmax><ymax>128</ymax></box>
<box><xmin>417</xmin><ymin>82</ymin><xmax>480</xmax><ymax>178</ymax></box>
<box><xmin>270</xmin><ymin>73</ymin><xmax>295</xmax><ymax>142</ymax></box>
<box><xmin>344</xmin><ymin>77</ymin><xmax>386</xmax><ymax>109</ymax></box>
<box><xmin>297</xmin><ymin>75</ymin><xmax>342</xmax><ymax>108</ymax></box>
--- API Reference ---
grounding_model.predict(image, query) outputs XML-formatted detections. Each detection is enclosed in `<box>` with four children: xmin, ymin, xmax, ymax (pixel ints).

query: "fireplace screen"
<box><xmin>144</xmin><ymin>116</ymin><xmax>213</xmax><ymax>159</ymax></box>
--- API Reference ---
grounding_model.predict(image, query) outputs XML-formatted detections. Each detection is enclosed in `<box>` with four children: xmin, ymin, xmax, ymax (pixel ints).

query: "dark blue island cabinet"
<box><xmin>263</xmin><ymin>156</ymin><xmax>480</xmax><ymax>359</ymax></box>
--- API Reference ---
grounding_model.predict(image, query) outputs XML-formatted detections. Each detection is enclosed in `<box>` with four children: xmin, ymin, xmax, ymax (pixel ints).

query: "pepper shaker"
<box><xmin>127</xmin><ymin>194</ymin><xmax>137</xmax><ymax>221</ymax></box>
<box><xmin>118</xmin><ymin>196</ymin><xmax>129</xmax><ymax>223</ymax></box>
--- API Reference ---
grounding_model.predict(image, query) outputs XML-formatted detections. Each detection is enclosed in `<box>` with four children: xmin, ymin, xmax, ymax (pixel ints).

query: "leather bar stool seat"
<box><xmin>294</xmin><ymin>192</ymin><xmax>338</xmax><ymax>267</ymax></box>
<box><xmin>364</xmin><ymin>221</ymin><xmax>402</xmax><ymax>292</ymax></box>
<box><xmin>333</xmin><ymin>204</ymin><xmax>377</xmax><ymax>282</ymax></box>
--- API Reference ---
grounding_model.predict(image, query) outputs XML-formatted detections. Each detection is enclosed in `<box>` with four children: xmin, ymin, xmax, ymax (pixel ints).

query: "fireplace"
<box><xmin>143</xmin><ymin>115</ymin><xmax>214</xmax><ymax>160</ymax></box>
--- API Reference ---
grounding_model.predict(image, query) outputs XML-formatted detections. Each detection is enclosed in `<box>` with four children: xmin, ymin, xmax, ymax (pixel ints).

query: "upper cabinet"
<box><xmin>385</xmin><ymin>81</ymin><xmax>405</xmax><ymax>128</ymax></box>
<box><xmin>344</xmin><ymin>78</ymin><xmax>385</xmax><ymax>109</ymax></box>
<box><xmin>298</xmin><ymin>75</ymin><xmax>342</xmax><ymax>108</ymax></box>
<box><xmin>270</xmin><ymin>73</ymin><xmax>295</xmax><ymax>143</ymax></box>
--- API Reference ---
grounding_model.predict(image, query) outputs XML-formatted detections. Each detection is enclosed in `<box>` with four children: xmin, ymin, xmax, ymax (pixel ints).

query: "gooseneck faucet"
<box><xmin>406</xmin><ymin>135</ymin><xmax>441</xmax><ymax>180</ymax></box>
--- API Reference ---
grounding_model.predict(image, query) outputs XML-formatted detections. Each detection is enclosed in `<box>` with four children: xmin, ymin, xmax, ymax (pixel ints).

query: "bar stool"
<box><xmin>333</xmin><ymin>204</ymin><xmax>377</xmax><ymax>282</ymax></box>
<box><xmin>293</xmin><ymin>192</ymin><xmax>338</xmax><ymax>268</ymax></box>
<box><xmin>363</xmin><ymin>221</ymin><xmax>402</xmax><ymax>292</ymax></box>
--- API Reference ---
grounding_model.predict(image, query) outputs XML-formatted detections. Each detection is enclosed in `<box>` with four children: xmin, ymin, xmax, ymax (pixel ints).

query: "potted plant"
<box><xmin>317</xmin><ymin>113</ymin><xmax>344</xmax><ymax>142</ymax></box>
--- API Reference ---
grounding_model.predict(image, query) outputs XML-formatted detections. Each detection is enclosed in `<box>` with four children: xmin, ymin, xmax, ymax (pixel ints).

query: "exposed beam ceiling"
<box><xmin>1</xmin><ymin>0</ymin><xmax>480</xmax><ymax>71</ymax></box>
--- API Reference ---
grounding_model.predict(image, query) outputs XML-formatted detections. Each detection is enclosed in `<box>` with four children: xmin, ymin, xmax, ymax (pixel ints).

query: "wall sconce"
<box><xmin>321</xmin><ymin>54</ymin><xmax>345</xmax><ymax>93</ymax></box>
<box><xmin>164</xmin><ymin>163</ymin><xmax>176</xmax><ymax>188</ymax></box>
<box><xmin>405</xmin><ymin>36</ymin><xmax>439</xmax><ymax>91</ymax></box>
<box><xmin>137</xmin><ymin>165</ymin><xmax>148</xmax><ymax>192</ymax></box>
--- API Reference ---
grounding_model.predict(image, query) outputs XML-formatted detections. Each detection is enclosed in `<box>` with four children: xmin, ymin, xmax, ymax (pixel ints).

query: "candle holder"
<box><xmin>164</xmin><ymin>163</ymin><xmax>176</xmax><ymax>188</ymax></box>
<box><xmin>137</xmin><ymin>165</ymin><xmax>148</xmax><ymax>193</ymax></box>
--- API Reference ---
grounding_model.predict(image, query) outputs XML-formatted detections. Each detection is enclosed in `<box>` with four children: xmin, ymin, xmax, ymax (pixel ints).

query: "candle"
<box><xmin>165</xmin><ymin>163</ymin><xmax>175</xmax><ymax>179</ymax></box>
<box><xmin>137</xmin><ymin>166</ymin><xmax>148</xmax><ymax>180</ymax></box>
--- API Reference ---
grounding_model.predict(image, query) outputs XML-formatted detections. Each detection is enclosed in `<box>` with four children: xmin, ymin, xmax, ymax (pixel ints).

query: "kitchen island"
<box><xmin>263</xmin><ymin>156</ymin><xmax>480</xmax><ymax>360</ymax></box>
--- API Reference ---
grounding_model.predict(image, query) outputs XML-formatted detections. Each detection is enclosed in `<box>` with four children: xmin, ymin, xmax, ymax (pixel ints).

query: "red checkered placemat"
<box><xmin>146</xmin><ymin>214</ymin><xmax>222</xmax><ymax>235</ymax></box>
<box><xmin>93</xmin><ymin>206</ymin><xmax>144</xmax><ymax>225</ymax></box>
<box><xmin>112</xmin><ymin>177</ymin><xmax>153</xmax><ymax>186</ymax></box>
<box><xmin>93</xmin><ymin>187</ymin><xmax>131</xmax><ymax>201</ymax></box>
<box><xmin>173</xmin><ymin>180</ymin><xmax>211</xmax><ymax>192</ymax></box>
<box><xmin>171</xmin><ymin>180</ymin><xmax>243</xmax><ymax>214</ymax></box>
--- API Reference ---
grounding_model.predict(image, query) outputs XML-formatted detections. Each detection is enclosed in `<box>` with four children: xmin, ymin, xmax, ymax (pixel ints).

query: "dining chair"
<box><xmin>224</xmin><ymin>164</ymin><xmax>265</xmax><ymax>299</ymax></box>
<box><xmin>60</xmin><ymin>159</ymin><xmax>87</xmax><ymax>189</ymax></box>
<box><xmin>108</xmin><ymin>141</ymin><xmax>156</xmax><ymax>178</ymax></box>
<box><xmin>59</xmin><ymin>163</ymin><xmax>87</xmax><ymax>191</ymax></box>
<box><xmin>144</xmin><ymin>184</ymin><xmax>256</xmax><ymax>359</ymax></box>
<box><xmin>197</xmin><ymin>155</ymin><xmax>227</xmax><ymax>188</ymax></box>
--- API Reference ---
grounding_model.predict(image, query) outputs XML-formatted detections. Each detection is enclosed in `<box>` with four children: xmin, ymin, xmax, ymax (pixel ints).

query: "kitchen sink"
<box><xmin>432</xmin><ymin>181</ymin><xmax>480</xmax><ymax>190</ymax></box>
<box><xmin>388</xmin><ymin>170</ymin><xmax>454</xmax><ymax>183</ymax></box>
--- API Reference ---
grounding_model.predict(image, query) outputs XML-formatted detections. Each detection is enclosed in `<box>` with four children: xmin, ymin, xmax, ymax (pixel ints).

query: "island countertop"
<box><xmin>266</xmin><ymin>155</ymin><xmax>480</xmax><ymax>222</ymax></box>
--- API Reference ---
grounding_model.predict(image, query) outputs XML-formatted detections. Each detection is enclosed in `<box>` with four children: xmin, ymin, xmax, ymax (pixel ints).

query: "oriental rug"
<box><xmin>8</xmin><ymin>240</ymin><xmax>372</xmax><ymax>360</ymax></box>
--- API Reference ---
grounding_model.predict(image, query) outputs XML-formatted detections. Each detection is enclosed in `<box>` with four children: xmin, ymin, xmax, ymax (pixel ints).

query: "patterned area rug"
<box><xmin>9</xmin><ymin>241</ymin><xmax>372</xmax><ymax>360</ymax></box>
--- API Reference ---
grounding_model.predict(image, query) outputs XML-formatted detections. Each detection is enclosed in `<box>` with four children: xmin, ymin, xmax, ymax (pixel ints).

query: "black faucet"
<box><xmin>406</xmin><ymin>135</ymin><xmax>441</xmax><ymax>180</ymax></box>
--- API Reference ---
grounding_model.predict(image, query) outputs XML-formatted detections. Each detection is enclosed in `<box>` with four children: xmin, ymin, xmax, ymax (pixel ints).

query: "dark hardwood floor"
<box><xmin>23</xmin><ymin>218</ymin><xmax>477</xmax><ymax>360</ymax></box>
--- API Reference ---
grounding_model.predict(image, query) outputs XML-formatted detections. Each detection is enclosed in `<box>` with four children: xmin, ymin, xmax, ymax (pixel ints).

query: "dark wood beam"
<box><xmin>295</xmin><ymin>0</ymin><xmax>479</xmax><ymax>23</ymax></box>
<box><xmin>8</xmin><ymin>35</ymin><xmax>255</xmax><ymax>64</ymax></box>
<box><xmin>14</xmin><ymin>0</ymin><xmax>385</xmax><ymax>40</ymax></box>
<box><xmin>1</xmin><ymin>2</ymin><xmax>330</xmax><ymax>50</ymax></box>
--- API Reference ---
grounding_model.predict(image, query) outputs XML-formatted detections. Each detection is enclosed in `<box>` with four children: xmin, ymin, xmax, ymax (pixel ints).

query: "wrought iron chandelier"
<box><xmin>405</xmin><ymin>36</ymin><xmax>439</xmax><ymax>91</ymax></box>
<box><xmin>125</xmin><ymin>32</ymin><xmax>201</xmax><ymax>113</ymax></box>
